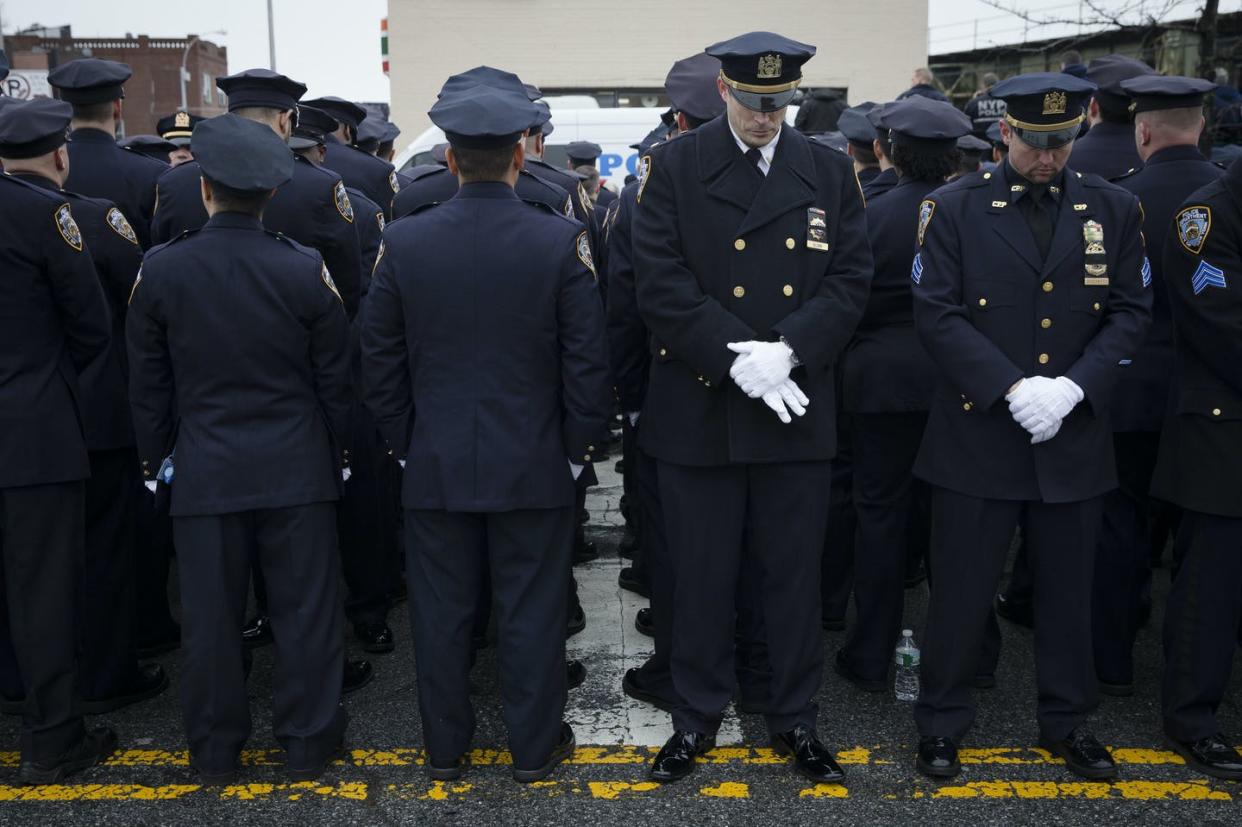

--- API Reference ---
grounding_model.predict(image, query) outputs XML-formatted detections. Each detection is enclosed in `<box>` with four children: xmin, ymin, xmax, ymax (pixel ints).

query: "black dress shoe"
<box><xmin>618</xmin><ymin>527</ymin><xmax>639</xmax><ymax>559</ymax></box>
<box><xmin>288</xmin><ymin>738</ymin><xmax>345</xmax><ymax>782</ymax></box>
<box><xmin>634</xmin><ymin>608</ymin><xmax>655</xmax><ymax>638</ymax></box>
<box><xmin>1098</xmin><ymin>679</ymin><xmax>1133</xmax><ymax>697</ymax></box>
<box><xmin>617</xmin><ymin>566</ymin><xmax>650</xmax><ymax>598</ymax></box>
<box><xmin>995</xmin><ymin>593</ymin><xmax>1034</xmax><ymax>629</ymax></box>
<box><xmin>567</xmin><ymin>659</ymin><xmax>586</xmax><ymax>689</ymax></box>
<box><xmin>833</xmin><ymin>651</ymin><xmax>887</xmax><ymax>693</ymax></box>
<box><xmin>1167</xmin><ymin>733</ymin><xmax>1242</xmax><ymax>781</ymax></box>
<box><xmin>567</xmin><ymin>604</ymin><xmax>586</xmax><ymax>638</ymax></box>
<box><xmin>771</xmin><ymin>724</ymin><xmax>845</xmax><ymax>783</ymax></box>
<box><xmin>427</xmin><ymin>755</ymin><xmax>468</xmax><ymax>781</ymax></box>
<box><xmin>1039</xmin><ymin>727</ymin><xmax>1117</xmax><ymax>780</ymax></box>
<box><xmin>821</xmin><ymin>617</ymin><xmax>846</xmax><ymax>632</ymax></box>
<box><xmin>622</xmin><ymin>668</ymin><xmax>675</xmax><ymax>713</ymax></box>
<box><xmin>354</xmin><ymin>622</ymin><xmax>395</xmax><ymax>654</ymax></box>
<box><xmin>19</xmin><ymin>726</ymin><xmax>118</xmax><ymax>785</ymax></box>
<box><xmin>193</xmin><ymin>761</ymin><xmax>240</xmax><ymax>785</ymax></box>
<box><xmin>242</xmin><ymin>614</ymin><xmax>274</xmax><ymax>648</ymax></box>
<box><xmin>614</xmin><ymin>460</ymin><xmax>625</xmax><ymax>474</ymax></box>
<box><xmin>342</xmin><ymin>660</ymin><xmax>373</xmax><ymax>694</ymax></box>
<box><xmin>578</xmin><ymin>509</ymin><xmax>590</xmax><ymax>525</ymax></box>
<box><xmin>916</xmin><ymin>736</ymin><xmax>960</xmax><ymax>778</ymax></box>
<box><xmin>650</xmin><ymin>730</ymin><xmax>715</xmax><ymax>783</ymax></box>
<box><xmin>572</xmin><ymin>539</ymin><xmax>598</xmax><ymax>565</ymax></box>
<box><xmin>83</xmin><ymin>664</ymin><xmax>169</xmax><ymax>714</ymax></box>
<box><xmin>514</xmin><ymin>722</ymin><xmax>575</xmax><ymax>783</ymax></box>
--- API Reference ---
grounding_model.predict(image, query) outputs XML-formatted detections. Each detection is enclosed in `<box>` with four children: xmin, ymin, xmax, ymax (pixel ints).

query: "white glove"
<box><xmin>342</xmin><ymin>468</ymin><xmax>352</xmax><ymax>483</ymax></box>
<box><xmin>569</xmin><ymin>461</ymin><xmax>584</xmax><ymax>480</ymax></box>
<box><xmin>1030</xmin><ymin>417</ymin><xmax>1063</xmax><ymax>445</ymax></box>
<box><xmin>727</xmin><ymin>340</ymin><xmax>795</xmax><ymax>398</ymax></box>
<box><xmin>144</xmin><ymin>480</ymin><xmax>158</xmax><ymax>493</ymax></box>
<box><xmin>1006</xmin><ymin>376</ymin><xmax>1084</xmax><ymax>441</ymax></box>
<box><xmin>759</xmin><ymin>378</ymin><xmax>810</xmax><ymax>424</ymax></box>
<box><xmin>398</xmin><ymin>459</ymin><xmax>406</xmax><ymax>469</ymax></box>
<box><xmin>626</xmin><ymin>411</ymin><xmax>640</xmax><ymax>427</ymax></box>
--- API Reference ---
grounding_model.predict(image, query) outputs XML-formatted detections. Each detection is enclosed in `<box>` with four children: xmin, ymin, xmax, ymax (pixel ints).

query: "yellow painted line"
<box><xmin>932</xmin><ymin>780</ymin><xmax>1231</xmax><ymax>801</ymax></box>
<box><xmin>385</xmin><ymin>782</ymin><xmax>473</xmax><ymax>801</ymax></box>
<box><xmin>800</xmin><ymin>783</ymin><xmax>849</xmax><ymax>799</ymax></box>
<box><xmin>699</xmin><ymin>781</ymin><xmax>749</xmax><ymax>798</ymax></box>
<box><xmin>0</xmin><ymin>782</ymin><xmax>367</xmax><ymax>802</ymax></box>
<box><xmin>588</xmin><ymin>781</ymin><xmax>660</xmax><ymax>799</ymax></box>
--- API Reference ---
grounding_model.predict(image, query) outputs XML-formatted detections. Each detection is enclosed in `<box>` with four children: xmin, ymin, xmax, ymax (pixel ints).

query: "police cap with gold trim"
<box><xmin>0</xmin><ymin>98</ymin><xmax>72</xmax><ymax>159</ymax></box>
<box><xmin>48</xmin><ymin>58</ymin><xmax>132</xmax><ymax>105</ymax></box>
<box><xmin>1120</xmin><ymin>75</ymin><xmax>1216</xmax><ymax>114</ymax></box>
<box><xmin>157</xmin><ymin>111</ymin><xmax>205</xmax><ymax>146</ymax></box>
<box><xmin>193</xmin><ymin>113</ymin><xmax>295</xmax><ymax>193</ymax></box>
<box><xmin>705</xmin><ymin>31</ymin><xmax>816</xmax><ymax>113</ymax></box>
<box><xmin>992</xmin><ymin>72</ymin><xmax>1096</xmax><ymax>149</ymax></box>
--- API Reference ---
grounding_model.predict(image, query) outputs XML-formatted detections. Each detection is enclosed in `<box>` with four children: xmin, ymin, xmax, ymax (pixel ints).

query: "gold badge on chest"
<box><xmin>1082</xmin><ymin>219</ymin><xmax>1108</xmax><ymax>286</ymax></box>
<box><xmin>806</xmin><ymin>207</ymin><xmax>829</xmax><ymax>252</ymax></box>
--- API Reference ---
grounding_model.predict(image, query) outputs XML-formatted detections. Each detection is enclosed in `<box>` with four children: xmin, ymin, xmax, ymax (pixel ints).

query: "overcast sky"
<box><xmin>0</xmin><ymin>0</ymin><xmax>1235</xmax><ymax>102</ymax></box>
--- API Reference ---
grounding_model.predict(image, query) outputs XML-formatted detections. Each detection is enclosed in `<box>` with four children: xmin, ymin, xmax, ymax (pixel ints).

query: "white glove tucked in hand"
<box><xmin>760</xmin><ymin>378</ymin><xmax>810</xmax><ymax>424</ymax></box>
<box><xmin>569</xmin><ymin>461</ymin><xmax>584</xmax><ymax>480</ymax></box>
<box><xmin>144</xmin><ymin>480</ymin><xmax>158</xmax><ymax>493</ymax></box>
<box><xmin>727</xmin><ymin>340</ymin><xmax>795</xmax><ymax>398</ymax></box>
<box><xmin>1005</xmin><ymin>376</ymin><xmax>1084</xmax><ymax>444</ymax></box>
<box><xmin>626</xmin><ymin>411</ymin><xmax>640</xmax><ymax>427</ymax></box>
<box><xmin>342</xmin><ymin>468</ymin><xmax>352</xmax><ymax>483</ymax></box>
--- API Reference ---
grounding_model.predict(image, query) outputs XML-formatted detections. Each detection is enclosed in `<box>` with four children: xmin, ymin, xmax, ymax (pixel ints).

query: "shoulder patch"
<box><xmin>372</xmin><ymin>240</ymin><xmax>386</xmax><ymax>276</ymax></box>
<box><xmin>375</xmin><ymin>212</ymin><xmax>385</xmax><ymax>233</ymax></box>
<box><xmin>127</xmin><ymin>267</ymin><xmax>143</xmax><ymax>304</ymax></box>
<box><xmin>562</xmin><ymin>195</ymin><xmax>573</xmax><ymax>217</ymax></box>
<box><xmin>321</xmin><ymin>262</ymin><xmax>343</xmax><ymax>302</ymax></box>
<box><xmin>1176</xmin><ymin>206</ymin><xmax>1211</xmax><ymax>254</ymax></box>
<box><xmin>55</xmin><ymin>204</ymin><xmax>83</xmax><ymax>251</ymax></box>
<box><xmin>917</xmin><ymin>200</ymin><xmax>935</xmax><ymax>247</ymax></box>
<box><xmin>106</xmin><ymin>207</ymin><xmax>140</xmax><ymax>246</ymax></box>
<box><xmin>334</xmin><ymin>181</ymin><xmax>355</xmax><ymax>223</ymax></box>
<box><xmin>636</xmin><ymin>155</ymin><xmax>652</xmax><ymax>204</ymax></box>
<box><xmin>389</xmin><ymin>171</ymin><xmax>400</xmax><ymax>193</ymax></box>
<box><xmin>576</xmin><ymin>230</ymin><xmax>596</xmax><ymax>279</ymax></box>
<box><xmin>577</xmin><ymin>183</ymin><xmax>592</xmax><ymax>217</ymax></box>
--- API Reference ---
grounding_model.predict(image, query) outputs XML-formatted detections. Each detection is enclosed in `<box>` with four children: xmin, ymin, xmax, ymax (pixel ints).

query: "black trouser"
<box><xmin>133</xmin><ymin>481</ymin><xmax>177</xmax><ymax>646</ymax></box>
<box><xmin>338</xmin><ymin>407</ymin><xmax>397</xmax><ymax>627</ymax></box>
<box><xmin>407</xmin><ymin>507</ymin><xmax>572</xmax><ymax>770</ymax></box>
<box><xmin>620</xmin><ymin>417</ymin><xmax>647</xmax><ymax>583</ymax></box>
<box><xmin>174</xmin><ymin>503</ymin><xmax>346</xmax><ymax>773</ymax></box>
<box><xmin>0</xmin><ymin>482</ymin><xmax>87</xmax><ymax>762</ymax></box>
<box><xmin>821</xmin><ymin>414</ymin><xmax>855</xmax><ymax>624</ymax></box>
<box><xmin>840</xmin><ymin>413</ymin><xmax>929</xmax><ymax>682</ymax></box>
<box><xmin>660</xmin><ymin>460</ymin><xmax>831</xmax><ymax>736</ymax></box>
<box><xmin>1093</xmin><ymin>431</ymin><xmax>1160</xmax><ymax>686</ymax></box>
<box><xmin>630</xmin><ymin>441</ymin><xmax>677</xmax><ymax>703</ymax></box>
<box><xmin>80</xmin><ymin>448</ymin><xmax>140</xmax><ymax>699</ymax></box>
<box><xmin>1162</xmin><ymin>510</ymin><xmax>1242</xmax><ymax>741</ymax></box>
<box><xmin>915</xmin><ymin>488</ymin><xmax>1100</xmax><ymax>742</ymax></box>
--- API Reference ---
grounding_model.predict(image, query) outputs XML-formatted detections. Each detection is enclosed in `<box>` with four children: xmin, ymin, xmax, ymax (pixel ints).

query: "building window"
<box><xmin>202</xmin><ymin>72</ymin><xmax>213</xmax><ymax>105</ymax></box>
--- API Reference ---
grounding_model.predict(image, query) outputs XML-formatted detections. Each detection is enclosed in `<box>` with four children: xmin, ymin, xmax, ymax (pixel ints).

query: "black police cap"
<box><xmin>438</xmin><ymin>66</ymin><xmax>529</xmax><ymax>100</ymax></box>
<box><xmin>875</xmin><ymin>95</ymin><xmax>972</xmax><ymax>150</ymax></box>
<box><xmin>193</xmin><ymin>113</ymin><xmax>295</xmax><ymax>192</ymax></box>
<box><xmin>157</xmin><ymin>111</ymin><xmax>206</xmax><ymax>146</ymax></box>
<box><xmin>289</xmin><ymin>105</ymin><xmax>339</xmax><ymax>150</ymax></box>
<box><xmin>428</xmin><ymin>86</ymin><xmax>539</xmax><ymax>150</ymax></box>
<box><xmin>0</xmin><ymin>97</ymin><xmax>72</xmax><ymax>158</ymax></box>
<box><xmin>355</xmin><ymin>115</ymin><xmax>388</xmax><ymax>152</ymax></box>
<box><xmin>380</xmin><ymin>121</ymin><xmax>401</xmax><ymax>144</ymax></box>
<box><xmin>431</xmin><ymin>142</ymin><xmax>448</xmax><ymax>164</ymax></box>
<box><xmin>986</xmin><ymin>120</ymin><xmax>1004</xmax><ymax>145</ymax></box>
<box><xmin>536</xmin><ymin>101</ymin><xmax>555</xmax><ymax>136</ymax></box>
<box><xmin>837</xmin><ymin>102</ymin><xmax>878</xmax><ymax>146</ymax></box>
<box><xmin>992</xmin><ymin>72</ymin><xmax>1096</xmax><ymax>149</ymax></box>
<box><xmin>120</xmin><ymin>134</ymin><xmax>179</xmax><ymax>158</ymax></box>
<box><xmin>665</xmin><ymin>52</ymin><xmax>724</xmax><ymax>122</ymax></box>
<box><xmin>303</xmin><ymin>96</ymin><xmax>366</xmax><ymax>131</ymax></box>
<box><xmin>1086</xmin><ymin>54</ymin><xmax>1154</xmax><ymax>117</ymax></box>
<box><xmin>956</xmin><ymin>134</ymin><xmax>992</xmax><ymax>154</ymax></box>
<box><xmin>47</xmin><ymin>58</ymin><xmax>132</xmax><ymax>105</ymax></box>
<box><xmin>523</xmin><ymin>83</ymin><xmax>543</xmax><ymax>101</ymax></box>
<box><xmin>630</xmin><ymin>123</ymin><xmax>670</xmax><ymax>153</ymax></box>
<box><xmin>217</xmin><ymin>69</ymin><xmax>307</xmax><ymax>112</ymax></box>
<box><xmin>809</xmin><ymin>131</ymin><xmax>848</xmax><ymax>153</ymax></box>
<box><xmin>1120</xmin><ymin>75</ymin><xmax>1216</xmax><ymax>113</ymax></box>
<box><xmin>705</xmin><ymin>31</ymin><xmax>816</xmax><ymax>112</ymax></box>
<box><xmin>567</xmin><ymin>141</ymin><xmax>602</xmax><ymax>164</ymax></box>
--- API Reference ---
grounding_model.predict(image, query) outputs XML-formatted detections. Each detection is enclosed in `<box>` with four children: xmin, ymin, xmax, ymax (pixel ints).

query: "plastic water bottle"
<box><xmin>894</xmin><ymin>629</ymin><xmax>920</xmax><ymax>702</ymax></box>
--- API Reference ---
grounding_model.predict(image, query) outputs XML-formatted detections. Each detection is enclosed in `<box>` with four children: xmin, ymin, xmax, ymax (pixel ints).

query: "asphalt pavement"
<box><xmin>1</xmin><ymin>461</ymin><xmax>1239</xmax><ymax>825</ymax></box>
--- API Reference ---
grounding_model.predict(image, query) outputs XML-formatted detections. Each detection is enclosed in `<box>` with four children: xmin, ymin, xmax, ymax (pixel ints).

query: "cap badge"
<box><xmin>757</xmin><ymin>54</ymin><xmax>783</xmax><ymax>80</ymax></box>
<box><xmin>1042</xmin><ymin>91</ymin><xmax>1067</xmax><ymax>115</ymax></box>
<box><xmin>174</xmin><ymin>111</ymin><xmax>191</xmax><ymax>128</ymax></box>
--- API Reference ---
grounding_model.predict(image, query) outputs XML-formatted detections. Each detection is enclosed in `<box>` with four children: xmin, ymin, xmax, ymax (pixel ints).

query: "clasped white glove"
<box><xmin>727</xmin><ymin>340</ymin><xmax>795</xmax><ymax>398</ymax></box>
<box><xmin>1005</xmin><ymin>376</ymin><xmax>1084</xmax><ymax>444</ymax></box>
<box><xmin>569</xmin><ymin>461</ymin><xmax>585</xmax><ymax>480</ymax></box>
<box><xmin>144</xmin><ymin>481</ymin><xmax>158</xmax><ymax>493</ymax></box>
<box><xmin>760</xmin><ymin>378</ymin><xmax>810</xmax><ymax>424</ymax></box>
<box><xmin>342</xmin><ymin>468</ymin><xmax>352</xmax><ymax>483</ymax></box>
<box><xmin>626</xmin><ymin>411</ymin><xmax>640</xmax><ymax>427</ymax></box>
<box><xmin>398</xmin><ymin>459</ymin><xmax>406</xmax><ymax>469</ymax></box>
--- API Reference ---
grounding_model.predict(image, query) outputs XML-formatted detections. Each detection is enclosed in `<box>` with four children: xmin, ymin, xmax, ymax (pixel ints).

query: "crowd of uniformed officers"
<box><xmin>0</xmin><ymin>28</ymin><xmax>1240</xmax><ymax>789</ymax></box>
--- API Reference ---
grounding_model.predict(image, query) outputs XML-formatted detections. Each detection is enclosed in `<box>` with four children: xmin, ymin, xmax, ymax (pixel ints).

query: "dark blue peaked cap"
<box><xmin>439</xmin><ymin>66</ymin><xmax>531</xmax><ymax>100</ymax></box>
<box><xmin>217</xmin><ymin>69</ymin><xmax>307</xmax><ymax>112</ymax></box>
<box><xmin>1120</xmin><ymin>75</ymin><xmax>1216</xmax><ymax>113</ymax></box>
<box><xmin>838</xmin><ymin>103</ymin><xmax>879</xmax><ymax>145</ymax></box>
<box><xmin>0</xmin><ymin>98</ymin><xmax>72</xmax><ymax>158</ymax></box>
<box><xmin>194</xmin><ymin>113</ymin><xmax>295</xmax><ymax>192</ymax></box>
<box><xmin>48</xmin><ymin>58</ymin><xmax>131</xmax><ymax>104</ymax></box>
<box><xmin>567</xmin><ymin>141</ymin><xmax>602</xmax><ymax>163</ymax></box>
<box><xmin>303</xmin><ymin>96</ymin><xmax>367</xmax><ymax>130</ymax></box>
<box><xmin>706</xmin><ymin>31</ymin><xmax>815</xmax><ymax>112</ymax></box>
<box><xmin>875</xmin><ymin>95</ymin><xmax>972</xmax><ymax>148</ymax></box>
<box><xmin>992</xmin><ymin>72</ymin><xmax>1096</xmax><ymax>149</ymax></box>
<box><xmin>429</xmin><ymin>86</ymin><xmax>540</xmax><ymax>150</ymax></box>
<box><xmin>665</xmin><ymin>52</ymin><xmax>724</xmax><ymax>122</ymax></box>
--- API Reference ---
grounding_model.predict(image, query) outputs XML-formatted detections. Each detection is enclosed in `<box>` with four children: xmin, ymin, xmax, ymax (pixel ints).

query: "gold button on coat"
<box><xmin>978</xmin><ymin>298</ymin><xmax>987</xmax><ymax>307</ymax></box>
<box><xmin>963</xmin><ymin>402</ymin><xmax>973</xmax><ymax>411</ymax></box>
<box><xmin>1042</xmin><ymin>281</ymin><xmax>1054</xmax><ymax>292</ymax></box>
<box><xmin>783</xmin><ymin>284</ymin><xmax>794</xmax><ymax>297</ymax></box>
<box><xmin>1041</xmin><ymin>318</ymin><xmax>1052</xmax><ymax>329</ymax></box>
<box><xmin>1038</xmin><ymin>353</ymin><xmax>1050</xmax><ymax>365</ymax></box>
<box><xmin>659</xmin><ymin>348</ymin><xmax>667</xmax><ymax>356</ymax></box>
<box><xmin>583</xmin><ymin>454</ymin><xmax>591</xmax><ymax>461</ymax></box>
<box><xmin>1213</xmin><ymin>408</ymin><xmax>1223</xmax><ymax>417</ymax></box>
<box><xmin>785</xmin><ymin>238</ymin><xmax>796</xmax><ymax>249</ymax></box>
<box><xmin>733</xmin><ymin>286</ymin><xmax>745</xmax><ymax>298</ymax></box>
<box><xmin>1092</xmin><ymin>302</ymin><xmax>1101</xmax><ymax>311</ymax></box>
<box><xmin>734</xmin><ymin>239</ymin><xmax>746</xmax><ymax>251</ymax></box>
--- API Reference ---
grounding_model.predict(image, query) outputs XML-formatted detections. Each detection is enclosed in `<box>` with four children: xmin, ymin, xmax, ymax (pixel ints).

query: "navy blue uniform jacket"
<box><xmin>65</xmin><ymin>127</ymin><xmax>167</xmax><ymax>249</ymax></box>
<box><xmin>633</xmin><ymin>117</ymin><xmax>873</xmax><ymax>466</ymax></box>
<box><xmin>361</xmin><ymin>182</ymin><xmax>611</xmax><ymax>512</ymax></box>
<box><xmin>1069</xmin><ymin>121</ymin><xmax>1144</xmax><ymax>181</ymax></box>
<box><xmin>912</xmin><ymin>165</ymin><xmax>1153</xmax><ymax>502</ymax></box>
<box><xmin>605</xmin><ymin>179</ymin><xmax>648</xmax><ymax>413</ymax></box>
<box><xmin>323</xmin><ymin>136</ymin><xmax>398</xmax><ymax>220</ymax></box>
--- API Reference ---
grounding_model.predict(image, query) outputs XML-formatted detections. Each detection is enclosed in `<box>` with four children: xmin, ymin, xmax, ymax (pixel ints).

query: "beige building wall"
<box><xmin>387</xmin><ymin>0</ymin><xmax>928</xmax><ymax>137</ymax></box>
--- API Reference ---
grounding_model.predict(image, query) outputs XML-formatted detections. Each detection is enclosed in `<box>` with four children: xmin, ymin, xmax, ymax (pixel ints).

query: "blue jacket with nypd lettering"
<box><xmin>1152</xmin><ymin>159</ymin><xmax>1242</xmax><ymax>518</ymax></box>
<box><xmin>911</xmin><ymin>162</ymin><xmax>1152</xmax><ymax>503</ymax></box>
<box><xmin>632</xmin><ymin>117</ymin><xmax>873</xmax><ymax>466</ymax></box>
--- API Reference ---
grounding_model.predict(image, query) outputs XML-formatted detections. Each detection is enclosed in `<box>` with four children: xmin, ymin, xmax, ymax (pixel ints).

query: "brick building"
<box><xmin>0</xmin><ymin>26</ymin><xmax>228</xmax><ymax>137</ymax></box>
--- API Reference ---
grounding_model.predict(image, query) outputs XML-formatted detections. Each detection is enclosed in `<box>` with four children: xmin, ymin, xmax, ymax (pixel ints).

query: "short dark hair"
<box><xmin>450</xmin><ymin>144</ymin><xmax>516</xmax><ymax>182</ymax></box>
<box><xmin>848</xmin><ymin>140</ymin><xmax>878</xmax><ymax>166</ymax></box>
<box><xmin>204</xmin><ymin>176</ymin><xmax>272</xmax><ymax>216</ymax></box>
<box><xmin>890</xmin><ymin>143</ymin><xmax>960</xmax><ymax>184</ymax></box>
<box><xmin>680</xmin><ymin>112</ymin><xmax>711</xmax><ymax>130</ymax></box>
<box><xmin>72</xmin><ymin>100</ymin><xmax>115</xmax><ymax>122</ymax></box>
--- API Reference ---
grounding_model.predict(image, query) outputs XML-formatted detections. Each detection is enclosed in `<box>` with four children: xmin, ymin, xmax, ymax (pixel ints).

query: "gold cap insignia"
<box><xmin>1042</xmin><ymin>91</ymin><xmax>1067</xmax><ymax>115</ymax></box>
<box><xmin>174</xmin><ymin>111</ymin><xmax>191</xmax><ymax>128</ymax></box>
<box><xmin>757</xmin><ymin>54</ymin><xmax>783</xmax><ymax>80</ymax></box>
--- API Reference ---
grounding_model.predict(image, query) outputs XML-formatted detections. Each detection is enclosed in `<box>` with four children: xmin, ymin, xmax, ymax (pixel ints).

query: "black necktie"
<box><xmin>745</xmin><ymin>147</ymin><xmax>764</xmax><ymax>176</ymax></box>
<box><xmin>1025</xmin><ymin>184</ymin><xmax>1054</xmax><ymax>262</ymax></box>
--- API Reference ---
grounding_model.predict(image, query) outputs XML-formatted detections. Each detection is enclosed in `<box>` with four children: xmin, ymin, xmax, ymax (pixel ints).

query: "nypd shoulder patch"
<box><xmin>576</xmin><ymin>230</ymin><xmax>595</xmax><ymax>280</ymax></box>
<box><xmin>1191</xmin><ymin>259</ymin><xmax>1227</xmax><ymax>296</ymax></box>
<box><xmin>917</xmin><ymin>200</ymin><xmax>935</xmax><ymax>247</ymax></box>
<box><xmin>127</xmin><ymin>267</ymin><xmax>143</xmax><ymax>305</ymax></box>
<box><xmin>389</xmin><ymin>171</ymin><xmax>400</xmax><ymax>193</ymax></box>
<box><xmin>910</xmin><ymin>253</ymin><xmax>923</xmax><ymax>286</ymax></box>
<box><xmin>106</xmin><ymin>207</ymin><xmax>139</xmax><ymax>246</ymax></box>
<box><xmin>55</xmin><ymin>204</ymin><xmax>83</xmax><ymax>251</ymax></box>
<box><xmin>333</xmin><ymin>181</ymin><xmax>355</xmax><ymax>223</ymax></box>
<box><xmin>321</xmin><ymin>262</ymin><xmax>343</xmax><ymax>302</ymax></box>
<box><xmin>563</xmin><ymin>195</ymin><xmax>573</xmax><ymax>218</ymax></box>
<box><xmin>1176</xmin><ymin>205</ymin><xmax>1211</xmax><ymax>254</ymax></box>
<box><xmin>636</xmin><ymin>155</ymin><xmax>652</xmax><ymax>204</ymax></box>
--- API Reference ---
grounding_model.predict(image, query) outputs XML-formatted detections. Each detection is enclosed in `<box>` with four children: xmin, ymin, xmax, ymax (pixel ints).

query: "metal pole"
<box><xmin>180</xmin><ymin>35</ymin><xmax>199</xmax><ymax>112</ymax></box>
<box><xmin>267</xmin><ymin>0</ymin><xmax>277</xmax><ymax>70</ymax></box>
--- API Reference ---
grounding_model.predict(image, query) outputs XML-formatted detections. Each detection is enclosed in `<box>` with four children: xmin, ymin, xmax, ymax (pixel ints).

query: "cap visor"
<box><xmin>288</xmin><ymin>135</ymin><xmax>322</xmax><ymax>150</ymax></box>
<box><xmin>1011</xmin><ymin>125</ymin><xmax>1078</xmax><ymax>150</ymax></box>
<box><xmin>726</xmin><ymin>86</ymin><xmax>796</xmax><ymax>113</ymax></box>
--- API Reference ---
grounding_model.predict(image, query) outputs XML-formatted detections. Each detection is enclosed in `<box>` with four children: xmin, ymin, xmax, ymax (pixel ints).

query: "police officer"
<box><xmin>1070</xmin><ymin>55</ymin><xmax>1155</xmax><ymax>180</ymax></box>
<box><xmin>1094</xmin><ymin>76</ymin><xmax>1223</xmax><ymax>696</ymax></box>
<box><xmin>566</xmin><ymin>140</ymin><xmax>617</xmax><ymax>207</ymax></box>
<box><xmin>0</xmin><ymin>101</ymin><xmax>117</xmax><ymax>785</ymax></box>
<box><xmin>1151</xmin><ymin>155</ymin><xmax>1242</xmax><ymax>781</ymax></box>
<box><xmin>0</xmin><ymin>99</ymin><xmax>168</xmax><ymax>716</ymax></box>
<box><xmin>838</xmin><ymin>103</ymin><xmax>881</xmax><ymax>190</ymax></box>
<box><xmin>964</xmin><ymin>72</ymin><xmax>1007</xmax><ymax>139</ymax></box>
<box><xmin>47</xmin><ymin>58</ymin><xmax>168</xmax><ymax>249</ymax></box>
<box><xmin>361</xmin><ymin>84</ymin><xmax>610</xmax><ymax>783</ymax></box>
<box><xmin>523</xmin><ymin>97</ymin><xmax>599</xmax><ymax>244</ymax></box>
<box><xmin>150</xmin><ymin>69</ymin><xmax>362</xmax><ymax>319</ymax></box>
<box><xmin>120</xmin><ymin>135</ymin><xmax>179</xmax><ymax>165</ymax></box>
<box><xmin>863</xmin><ymin>106</ymin><xmax>899</xmax><ymax>200</ymax></box>
<box><xmin>128</xmin><ymin>113</ymin><xmax>352</xmax><ymax>784</ymax></box>
<box><xmin>634</xmin><ymin>32</ymin><xmax>872</xmax><ymax>784</ymax></box>
<box><xmin>156</xmin><ymin>111</ymin><xmax>204</xmax><ymax>165</ymax></box>
<box><xmin>835</xmin><ymin>96</ymin><xmax>971</xmax><ymax>693</ymax></box>
<box><xmin>910</xmin><ymin>73</ymin><xmax>1152</xmax><ymax>780</ymax></box>
<box><xmin>303</xmin><ymin>96</ymin><xmax>399</xmax><ymax>218</ymax></box>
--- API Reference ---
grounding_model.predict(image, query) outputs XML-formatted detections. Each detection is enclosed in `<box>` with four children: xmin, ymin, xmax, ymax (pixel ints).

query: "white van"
<box><xmin>394</xmin><ymin>100</ymin><xmax>800</xmax><ymax>192</ymax></box>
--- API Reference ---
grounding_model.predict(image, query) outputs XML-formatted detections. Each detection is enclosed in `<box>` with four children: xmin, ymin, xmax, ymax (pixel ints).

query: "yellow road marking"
<box><xmin>932</xmin><ymin>780</ymin><xmax>1231</xmax><ymax>801</ymax></box>
<box><xmin>699</xmin><ymin>781</ymin><xmax>749</xmax><ymax>798</ymax></box>
<box><xmin>800</xmin><ymin>783</ymin><xmax>849</xmax><ymax>798</ymax></box>
<box><xmin>588</xmin><ymin>781</ymin><xmax>660</xmax><ymax>799</ymax></box>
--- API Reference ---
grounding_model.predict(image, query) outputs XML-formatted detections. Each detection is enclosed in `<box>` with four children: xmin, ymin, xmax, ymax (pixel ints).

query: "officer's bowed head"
<box><xmin>193</xmin><ymin>113</ymin><xmax>295</xmax><ymax>217</ymax></box>
<box><xmin>428</xmin><ymin>85</ymin><xmax>540</xmax><ymax>185</ymax></box>
<box><xmin>665</xmin><ymin>52</ymin><xmax>726</xmax><ymax>127</ymax></box>
<box><xmin>992</xmin><ymin>72</ymin><xmax>1097</xmax><ymax>149</ymax></box>
<box><xmin>216</xmin><ymin>69</ymin><xmax>308</xmax><ymax>142</ymax></box>
<box><xmin>706</xmin><ymin>31</ymin><xmax>815</xmax><ymax>113</ymax></box>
